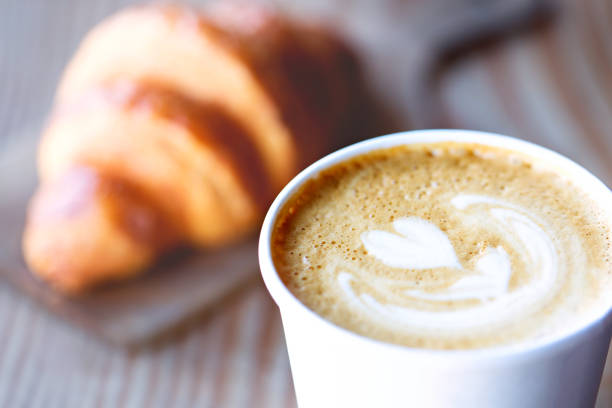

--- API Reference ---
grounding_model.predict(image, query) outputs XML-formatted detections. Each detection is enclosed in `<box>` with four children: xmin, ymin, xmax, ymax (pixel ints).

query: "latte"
<box><xmin>271</xmin><ymin>142</ymin><xmax>612</xmax><ymax>349</ymax></box>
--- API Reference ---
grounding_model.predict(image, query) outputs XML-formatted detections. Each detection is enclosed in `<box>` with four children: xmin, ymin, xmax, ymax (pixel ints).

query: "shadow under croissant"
<box><xmin>1</xmin><ymin>227</ymin><xmax>262</xmax><ymax>347</ymax></box>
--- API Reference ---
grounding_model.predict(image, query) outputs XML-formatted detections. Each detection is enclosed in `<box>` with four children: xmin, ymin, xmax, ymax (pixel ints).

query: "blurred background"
<box><xmin>1</xmin><ymin>0</ymin><xmax>611</xmax><ymax>407</ymax></box>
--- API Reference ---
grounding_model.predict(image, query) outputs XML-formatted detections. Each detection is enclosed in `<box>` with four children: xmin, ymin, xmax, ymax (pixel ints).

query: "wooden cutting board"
<box><xmin>0</xmin><ymin>127</ymin><xmax>260</xmax><ymax>346</ymax></box>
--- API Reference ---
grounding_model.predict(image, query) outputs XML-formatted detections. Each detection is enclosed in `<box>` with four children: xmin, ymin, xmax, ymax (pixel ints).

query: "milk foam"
<box><xmin>273</xmin><ymin>143</ymin><xmax>611</xmax><ymax>348</ymax></box>
<box><xmin>339</xmin><ymin>194</ymin><xmax>559</xmax><ymax>331</ymax></box>
<box><xmin>361</xmin><ymin>217</ymin><xmax>460</xmax><ymax>270</ymax></box>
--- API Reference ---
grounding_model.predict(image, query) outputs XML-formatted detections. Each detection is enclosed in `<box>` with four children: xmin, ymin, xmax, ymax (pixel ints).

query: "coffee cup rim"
<box><xmin>258</xmin><ymin>129</ymin><xmax>612</xmax><ymax>359</ymax></box>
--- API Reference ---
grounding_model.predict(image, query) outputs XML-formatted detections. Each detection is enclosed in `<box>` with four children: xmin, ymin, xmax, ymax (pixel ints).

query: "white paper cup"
<box><xmin>258</xmin><ymin>130</ymin><xmax>612</xmax><ymax>408</ymax></box>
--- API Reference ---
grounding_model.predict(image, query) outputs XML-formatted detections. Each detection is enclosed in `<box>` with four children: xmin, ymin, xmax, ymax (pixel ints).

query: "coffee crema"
<box><xmin>271</xmin><ymin>142</ymin><xmax>612</xmax><ymax>349</ymax></box>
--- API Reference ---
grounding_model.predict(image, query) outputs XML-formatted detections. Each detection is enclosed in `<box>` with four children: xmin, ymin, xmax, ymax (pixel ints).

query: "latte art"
<box><xmin>361</xmin><ymin>217</ymin><xmax>461</xmax><ymax>271</ymax></box>
<box><xmin>272</xmin><ymin>142</ymin><xmax>612</xmax><ymax>349</ymax></box>
<box><xmin>341</xmin><ymin>194</ymin><xmax>559</xmax><ymax>331</ymax></box>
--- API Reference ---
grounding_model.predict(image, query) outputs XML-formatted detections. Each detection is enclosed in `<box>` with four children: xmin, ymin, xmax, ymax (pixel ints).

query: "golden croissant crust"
<box><xmin>22</xmin><ymin>3</ymin><xmax>373</xmax><ymax>293</ymax></box>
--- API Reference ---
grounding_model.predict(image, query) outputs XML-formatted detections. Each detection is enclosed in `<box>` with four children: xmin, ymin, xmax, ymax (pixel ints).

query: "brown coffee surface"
<box><xmin>272</xmin><ymin>142</ymin><xmax>612</xmax><ymax>349</ymax></box>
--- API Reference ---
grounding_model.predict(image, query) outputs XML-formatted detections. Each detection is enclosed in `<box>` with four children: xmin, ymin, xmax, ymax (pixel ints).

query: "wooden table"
<box><xmin>1</xmin><ymin>0</ymin><xmax>611</xmax><ymax>406</ymax></box>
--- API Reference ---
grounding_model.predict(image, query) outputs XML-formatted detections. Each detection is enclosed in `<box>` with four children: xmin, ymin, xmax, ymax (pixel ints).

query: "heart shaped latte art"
<box><xmin>337</xmin><ymin>194</ymin><xmax>559</xmax><ymax>330</ymax></box>
<box><xmin>361</xmin><ymin>217</ymin><xmax>512</xmax><ymax>301</ymax></box>
<box><xmin>361</xmin><ymin>217</ymin><xmax>460</xmax><ymax>270</ymax></box>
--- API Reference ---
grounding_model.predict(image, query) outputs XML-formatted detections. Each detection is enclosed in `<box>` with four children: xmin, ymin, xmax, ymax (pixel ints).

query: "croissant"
<box><xmin>22</xmin><ymin>3</ymin><xmax>372</xmax><ymax>293</ymax></box>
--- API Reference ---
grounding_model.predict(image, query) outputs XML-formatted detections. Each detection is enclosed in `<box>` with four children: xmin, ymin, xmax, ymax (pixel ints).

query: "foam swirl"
<box><xmin>340</xmin><ymin>194</ymin><xmax>559</xmax><ymax>331</ymax></box>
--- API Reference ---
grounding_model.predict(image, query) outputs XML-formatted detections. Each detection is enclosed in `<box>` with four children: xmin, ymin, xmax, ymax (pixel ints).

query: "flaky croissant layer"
<box><xmin>23</xmin><ymin>2</ymin><xmax>373</xmax><ymax>293</ymax></box>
